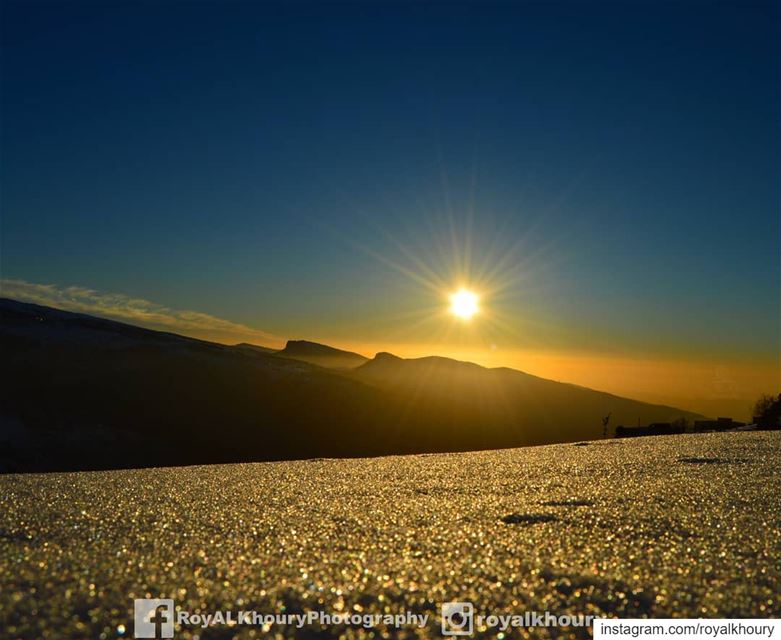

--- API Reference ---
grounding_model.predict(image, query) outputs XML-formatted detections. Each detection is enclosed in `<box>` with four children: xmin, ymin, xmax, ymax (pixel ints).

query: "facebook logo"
<box><xmin>134</xmin><ymin>598</ymin><xmax>175</xmax><ymax>638</ymax></box>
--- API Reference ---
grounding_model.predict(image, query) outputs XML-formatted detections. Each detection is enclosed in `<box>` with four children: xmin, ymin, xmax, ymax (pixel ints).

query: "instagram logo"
<box><xmin>441</xmin><ymin>601</ymin><xmax>474</xmax><ymax>636</ymax></box>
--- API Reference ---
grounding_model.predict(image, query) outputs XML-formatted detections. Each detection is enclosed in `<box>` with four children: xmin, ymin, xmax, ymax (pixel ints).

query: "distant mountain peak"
<box><xmin>284</xmin><ymin>339</ymin><xmax>346</xmax><ymax>354</ymax></box>
<box><xmin>373</xmin><ymin>351</ymin><xmax>402</xmax><ymax>361</ymax></box>
<box><xmin>364</xmin><ymin>352</ymin><xmax>481</xmax><ymax>370</ymax></box>
<box><xmin>276</xmin><ymin>339</ymin><xmax>368</xmax><ymax>369</ymax></box>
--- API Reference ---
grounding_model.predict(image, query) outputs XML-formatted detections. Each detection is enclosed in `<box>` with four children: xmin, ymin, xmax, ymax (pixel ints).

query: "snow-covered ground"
<box><xmin>1</xmin><ymin>431</ymin><xmax>779</xmax><ymax>638</ymax></box>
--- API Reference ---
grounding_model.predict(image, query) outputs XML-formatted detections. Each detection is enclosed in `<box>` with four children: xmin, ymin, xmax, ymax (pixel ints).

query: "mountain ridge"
<box><xmin>1</xmin><ymin>297</ymin><xmax>704</xmax><ymax>472</ymax></box>
<box><xmin>276</xmin><ymin>339</ymin><xmax>369</xmax><ymax>369</ymax></box>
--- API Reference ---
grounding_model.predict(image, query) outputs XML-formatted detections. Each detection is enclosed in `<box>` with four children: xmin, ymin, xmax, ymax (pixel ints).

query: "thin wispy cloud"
<box><xmin>0</xmin><ymin>278</ymin><xmax>282</xmax><ymax>347</ymax></box>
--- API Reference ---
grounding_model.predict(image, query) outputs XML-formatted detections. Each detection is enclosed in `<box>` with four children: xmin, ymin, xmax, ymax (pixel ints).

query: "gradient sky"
<box><xmin>2</xmin><ymin>1</ymin><xmax>779</xmax><ymax>419</ymax></box>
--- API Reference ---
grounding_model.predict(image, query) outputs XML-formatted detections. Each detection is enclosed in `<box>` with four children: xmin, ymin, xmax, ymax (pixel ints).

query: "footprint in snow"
<box><xmin>501</xmin><ymin>513</ymin><xmax>558</xmax><ymax>525</ymax></box>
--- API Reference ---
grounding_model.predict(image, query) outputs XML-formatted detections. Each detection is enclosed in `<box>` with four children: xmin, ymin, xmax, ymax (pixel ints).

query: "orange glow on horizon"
<box><xmin>311</xmin><ymin>340</ymin><xmax>778</xmax><ymax>422</ymax></box>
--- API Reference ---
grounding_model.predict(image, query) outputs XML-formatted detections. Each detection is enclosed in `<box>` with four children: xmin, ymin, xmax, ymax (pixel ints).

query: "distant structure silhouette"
<box><xmin>615</xmin><ymin>422</ymin><xmax>685</xmax><ymax>438</ymax></box>
<box><xmin>753</xmin><ymin>393</ymin><xmax>781</xmax><ymax>429</ymax></box>
<box><xmin>602</xmin><ymin>413</ymin><xmax>612</xmax><ymax>438</ymax></box>
<box><xmin>693</xmin><ymin>417</ymin><xmax>744</xmax><ymax>432</ymax></box>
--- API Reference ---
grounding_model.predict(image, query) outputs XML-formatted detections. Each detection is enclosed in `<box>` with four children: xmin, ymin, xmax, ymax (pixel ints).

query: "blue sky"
<box><xmin>1</xmin><ymin>1</ymin><xmax>779</xmax><ymax>414</ymax></box>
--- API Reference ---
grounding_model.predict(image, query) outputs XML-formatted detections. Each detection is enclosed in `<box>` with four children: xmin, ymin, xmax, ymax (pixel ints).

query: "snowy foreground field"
<box><xmin>1</xmin><ymin>431</ymin><xmax>779</xmax><ymax>639</ymax></box>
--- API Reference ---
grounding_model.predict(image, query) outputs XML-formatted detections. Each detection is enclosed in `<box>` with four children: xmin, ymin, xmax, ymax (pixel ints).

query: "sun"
<box><xmin>450</xmin><ymin>288</ymin><xmax>479</xmax><ymax>320</ymax></box>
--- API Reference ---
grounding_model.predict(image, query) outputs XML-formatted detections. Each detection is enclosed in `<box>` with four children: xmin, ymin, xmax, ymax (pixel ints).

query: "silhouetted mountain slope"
<box><xmin>1</xmin><ymin>298</ymin><xmax>702</xmax><ymax>472</ymax></box>
<box><xmin>276</xmin><ymin>339</ymin><xmax>369</xmax><ymax>369</ymax></box>
<box><xmin>1</xmin><ymin>299</ymin><xmax>383</xmax><ymax>471</ymax></box>
<box><xmin>351</xmin><ymin>352</ymin><xmax>703</xmax><ymax>451</ymax></box>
